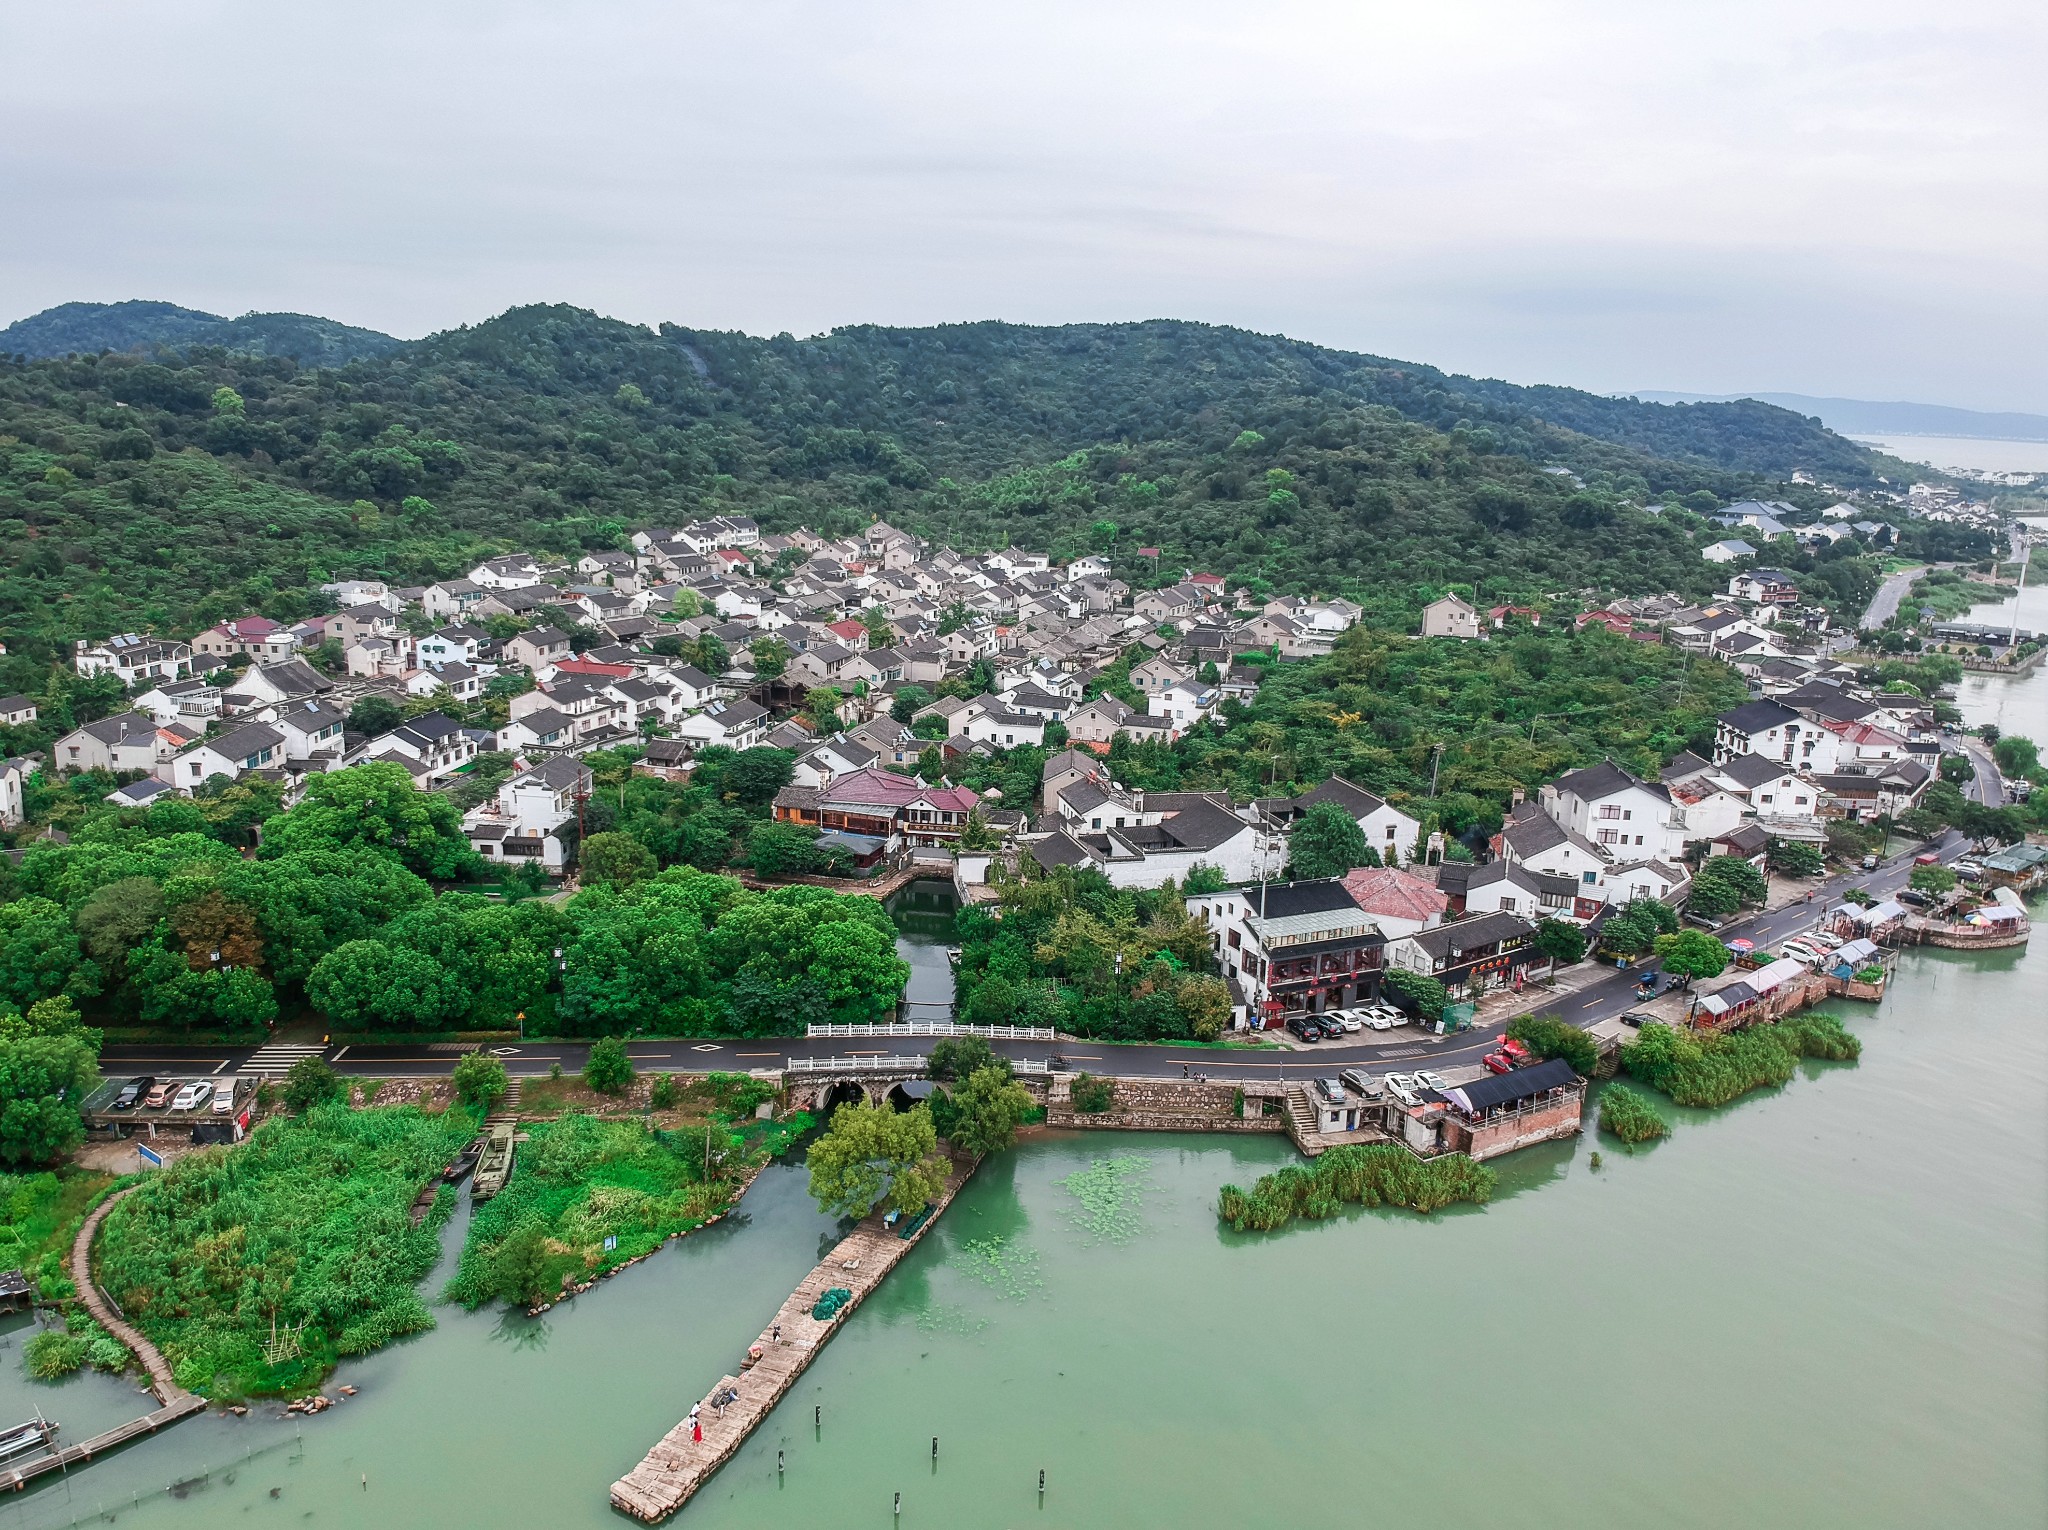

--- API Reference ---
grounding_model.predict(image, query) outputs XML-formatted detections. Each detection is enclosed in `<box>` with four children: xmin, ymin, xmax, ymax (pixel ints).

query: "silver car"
<box><xmin>170</xmin><ymin>1080</ymin><xmax>213</xmax><ymax>1112</ymax></box>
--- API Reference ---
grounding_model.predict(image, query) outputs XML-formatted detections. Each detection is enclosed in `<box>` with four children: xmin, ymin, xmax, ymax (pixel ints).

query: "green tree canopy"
<box><xmin>944</xmin><ymin>1066</ymin><xmax>1036</xmax><ymax>1157</ymax></box>
<box><xmin>805</xmin><ymin>1100</ymin><xmax>949</xmax><ymax>1219</ymax></box>
<box><xmin>1654</xmin><ymin>928</ymin><xmax>1730</xmax><ymax>983</ymax></box>
<box><xmin>1288</xmin><ymin>802</ymin><xmax>1370</xmax><ymax>880</ymax></box>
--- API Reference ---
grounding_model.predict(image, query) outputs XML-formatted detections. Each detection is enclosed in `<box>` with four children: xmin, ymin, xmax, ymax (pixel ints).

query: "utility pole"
<box><xmin>1427</xmin><ymin>742</ymin><xmax>1447</xmax><ymax>798</ymax></box>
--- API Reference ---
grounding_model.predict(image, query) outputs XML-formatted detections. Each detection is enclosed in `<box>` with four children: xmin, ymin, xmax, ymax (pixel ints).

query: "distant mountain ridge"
<box><xmin>0</xmin><ymin>300</ymin><xmax>403</xmax><ymax>367</ymax></box>
<box><xmin>0</xmin><ymin>294</ymin><xmax>1900</xmax><ymax>481</ymax></box>
<box><xmin>1630</xmin><ymin>390</ymin><xmax>2048</xmax><ymax>443</ymax></box>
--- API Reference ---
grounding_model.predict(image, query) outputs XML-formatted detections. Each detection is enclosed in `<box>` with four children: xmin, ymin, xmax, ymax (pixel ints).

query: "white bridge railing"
<box><xmin>782</xmin><ymin>1055</ymin><xmax>1053</xmax><ymax>1078</ymax></box>
<box><xmin>785</xmin><ymin>1055</ymin><xmax>930</xmax><ymax>1074</ymax></box>
<box><xmin>807</xmin><ymin>1022</ymin><xmax>1057</xmax><ymax>1041</ymax></box>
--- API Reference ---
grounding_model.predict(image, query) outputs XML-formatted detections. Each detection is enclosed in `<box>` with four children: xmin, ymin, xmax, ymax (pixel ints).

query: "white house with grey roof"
<box><xmin>462</xmin><ymin>757</ymin><xmax>590</xmax><ymax>870</ymax></box>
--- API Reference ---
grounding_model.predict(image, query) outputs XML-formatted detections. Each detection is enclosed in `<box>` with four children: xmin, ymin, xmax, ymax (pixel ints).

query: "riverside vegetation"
<box><xmin>97</xmin><ymin>1101</ymin><xmax>477</xmax><ymax>1397</ymax></box>
<box><xmin>1619</xmin><ymin>1015</ymin><xmax>1861</xmax><ymax>1109</ymax></box>
<box><xmin>447</xmin><ymin>1077</ymin><xmax>811</xmax><ymax>1311</ymax></box>
<box><xmin>1596</xmin><ymin>1084</ymin><xmax>1670</xmax><ymax>1145</ymax></box>
<box><xmin>1218</xmin><ymin>1144</ymin><xmax>1496</xmax><ymax>1232</ymax></box>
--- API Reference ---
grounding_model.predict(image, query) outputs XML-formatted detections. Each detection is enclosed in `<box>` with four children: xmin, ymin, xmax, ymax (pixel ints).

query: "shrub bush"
<box><xmin>1505</xmin><ymin>1015</ymin><xmax>1597</xmax><ymax>1075</ymax></box>
<box><xmin>583</xmin><ymin>1037</ymin><xmax>635</xmax><ymax>1095</ymax></box>
<box><xmin>451</xmin><ymin>1050</ymin><xmax>508</xmax><ymax>1110</ymax></box>
<box><xmin>281</xmin><ymin>1055</ymin><xmax>343</xmax><ymax>1113</ymax></box>
<box><xmin>1069</xmin><ymin>1074</ymin><xmax>1116</xmax><ymax>1114</ymax></box>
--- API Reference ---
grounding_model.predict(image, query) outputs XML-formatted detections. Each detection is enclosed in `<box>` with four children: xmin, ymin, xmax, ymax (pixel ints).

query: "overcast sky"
<box><xmin>4</xmin><ymin>1</ymin><xmax>2043</xmax><ymax>411</ymax></box>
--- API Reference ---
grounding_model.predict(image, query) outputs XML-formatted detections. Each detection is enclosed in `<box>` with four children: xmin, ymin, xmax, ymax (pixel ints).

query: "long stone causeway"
<box><xmin>610</xmin><ymin>1149</ymin><xmax>977</xmax><ymax>1522</ymax></box>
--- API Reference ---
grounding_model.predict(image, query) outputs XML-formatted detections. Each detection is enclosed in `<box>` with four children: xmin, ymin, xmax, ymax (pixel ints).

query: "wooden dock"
<box><xmin>610</xmin><ymin>1150</ymin><xmax>977</xmax><ymax>1522</ymax></box>
<box><xmin>0</xmin><ymin>1395</ymin><xmax>208</xmax><ymax>1492</ymax></box>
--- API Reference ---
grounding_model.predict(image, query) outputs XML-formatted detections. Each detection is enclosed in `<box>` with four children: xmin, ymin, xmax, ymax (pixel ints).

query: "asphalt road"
<box><xmin>1959</xmin><ymin>739</ymin><xmax>2006</xmax><ymax>805</ymax></box>
<box><xmin>101</xmin><ymin>835</ymin><xmax>1965</xmax><ymax>1087</ymax></box>
<box><xmin>1861</xmin><ymin>564</ymin><xmax>1928</xmax><ymax>631</ymax></box>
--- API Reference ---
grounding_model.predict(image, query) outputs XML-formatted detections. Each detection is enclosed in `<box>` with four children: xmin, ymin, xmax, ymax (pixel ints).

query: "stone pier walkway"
<box><xmin>72</xmin><ymin>1186</ymin><xmax>193</xmax><ymax>1406</ymax></box>
<box><xmin>610</xmin><ymin>1150</ymin><xmax>976</xmax><ymax>1522</ymax></box>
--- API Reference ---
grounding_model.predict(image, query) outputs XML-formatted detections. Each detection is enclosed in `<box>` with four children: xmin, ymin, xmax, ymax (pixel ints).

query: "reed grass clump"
<box><xmin>1620</xmin><ymin>1014</ymin><xmax>1860</xmax><ymax>1109</ymax></box>
<box><xmin>1217</xmin><ymin>1144</ymin><xmax>1494</xmax><ymax>1232</ymax></box>
<box><xmin>1597</xmin><ymin>1084</ymin><xmax>1668</xmax><ymax>1143</ymax></box>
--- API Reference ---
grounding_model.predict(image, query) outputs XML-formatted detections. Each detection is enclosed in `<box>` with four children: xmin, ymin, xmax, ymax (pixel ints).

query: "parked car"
<box><xmin>1953</xmin><ymin>861</ymin><xmax>1985</xmax><ymax>880</ymax></box>
<box><xmin>1780</xmin><ymin>941</ymin><xmax>1823</xmax><ymax>962</ymax></box>
<box><xmin>112</xmin><ymin>1077</ymin><xmax>154</xmax><ymax>1111</ymax></box>
<box><xmin>1362</xmin><ymin>1010</ymin><xmax>1400</xmax><ymax>1031</ymax></box>
<box><xmin>1326</xmin><ymin>1011</ymin><xmax>1364</xmax><ymax>1034</ymax></box>
<box><xmin>212</xmin><ymin>1079</ymin><xmax>241</xmax><ymax>1115</ymax></box>
<box><xmin>142</xmin><ymin>1081</ymin><xmax>176</xmax><ymax>1109</ymax></box>
<box><xmin>1413</xmin><ymin>1070</ymin><xmax>1451</xmax><ymax>1092</ymax></box>
<box><xmin>1619</xmin><ymin>1011</ymin><xmax>1657</xmax><ymax>1028</ymax></box>
<box><xmin>171</xmin><ymin>1081</ymin><xmax>214</xmax><ymax>1112</ymax></box>
<box><xmin>1339</xmin><ymin>1068</ymin><xmax>1382</xmax><ymax>1099</ymax></box>
<box><xmin>1285</xmin><ymin>1015</ymin><xmax>1322</xmax><ymax>1042</ymax></box>
<box><xmin>1482</xmin><ymin>1052</ymin><xmax>1515</xmax><ymax>1074</ymax></box>
<box><xmin>1498</xmin><ymin>1037</ymin><xmax>1531</xmax><ymax>1063</ymax></box>
<box><xmin>1382</xmin><ymin>1073</ymin><xmax>1422</xmax><ymax>1107</ymax></box>
<box><xmin>1316</xmin><ymin>1078</ymin><xmax>1347</xmax><ymax>1106</ymax></box>
<box><xmin>1898</xmin><ymin>890</ymin><xmax>1932</xmax><ymax>907</ymax></box>
<box><xmin>1861</xmin><ymin>853</ymin><xmax>1880</xmax><ymax>870</ymax></box>
<box><xmin>1806</xmin><ymin>931</ymin><xmax>1844</xmax><ymax>950</ymax></box>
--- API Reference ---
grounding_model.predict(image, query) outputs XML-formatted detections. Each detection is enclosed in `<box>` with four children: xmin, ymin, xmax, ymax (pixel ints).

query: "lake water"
<box><xmin>1955</xmin><ymin>580</ymin><xmax>2048</xmax><ymax>743</ymax></box>
<box><xmin>1851</xmin><ymin>436</ymin><xmax>2048</xmax><ymax>476</ymax></box>
<box><xmin>3</xmin><ymin>912</ymin><xmax>2042</xmax><ymax>1529</ymax></box>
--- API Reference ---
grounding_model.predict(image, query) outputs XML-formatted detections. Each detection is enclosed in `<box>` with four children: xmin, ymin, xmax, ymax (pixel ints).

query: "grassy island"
<box><xmin>96</xmin><ymin>1103</ymin><xmax>476</xmax><ymax>1397</ymax></box>
<box><xmin>448</xmin><ymin>1079</ymin><xmax>811</xmax><ymax>1310</ymax></box>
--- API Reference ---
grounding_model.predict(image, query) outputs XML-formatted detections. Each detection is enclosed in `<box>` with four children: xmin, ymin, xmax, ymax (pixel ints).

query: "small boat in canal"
<box><xmin>444</xmin><ymin>1138</ymin><xmax>484</xmax><ymax>1184</ymax></box>
<box><xmin>0</xmin><ymin>1418</ymin><xmax>56</xmax><ymax>1466</ymax></box>
<box><xmin>471</xmin><ymin>1125</ymin><xmax>516</xmax><ymax>1202</ymax></box>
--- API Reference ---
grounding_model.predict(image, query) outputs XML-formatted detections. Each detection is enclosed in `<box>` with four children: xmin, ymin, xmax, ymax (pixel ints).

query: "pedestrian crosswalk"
<box><xmin>241</xmin><ymin>1042</ymin><xmax>329</xmax><ymax>1076</ymax></box>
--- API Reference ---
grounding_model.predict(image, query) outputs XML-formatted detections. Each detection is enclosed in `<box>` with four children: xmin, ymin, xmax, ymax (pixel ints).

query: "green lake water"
<box><xmin>0</xmin><ymin>921</ymin><xmax>2041</xmax><ymax>1529</ymax></box>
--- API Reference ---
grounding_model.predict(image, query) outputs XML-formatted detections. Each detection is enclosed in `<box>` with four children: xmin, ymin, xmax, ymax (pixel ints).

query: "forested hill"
<box><xmin>0</xmin><ymin>303</ymin><xmax>1909</xmax><ymax>681</ymax></box>
<box><xmin>0</xmin><ymin>301</ymin><xmax>402</xmax><ymax>367</ymax></box>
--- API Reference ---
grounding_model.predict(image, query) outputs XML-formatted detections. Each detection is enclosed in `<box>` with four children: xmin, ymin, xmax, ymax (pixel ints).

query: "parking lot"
<box><xmin>80</xmin><ymin>1074</ymin><xmax>252</xmax><ymax>1134</ymax></box>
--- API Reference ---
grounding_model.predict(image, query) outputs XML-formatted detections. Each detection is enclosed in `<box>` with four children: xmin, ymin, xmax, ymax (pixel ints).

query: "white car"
<box><xmin>1382</xmin><ymin>1073</ymin><xmax>1422</xmax><ymax>1107</ymax></box>
<box><xmin>1781</xmin><ymin>940</ymin><xmax>1824</xmax><ymax>960</ymax></box>
<box><xmin>171</xmin><ymin>1080</ymin><xmax>213</xmax><ymax>1112</ymax></box>
<box><xmin>1806</xmin><ymin>931</ymin><xmax>1844</xmax><ymax>950</ymax></box>
<box><xmin>212</xmin><ymin>1079</ymin><xmax>240</xmax><ymax>1114</ymax></box>
<box><xmin>1363</xmin><ymin>1012</ymin><xmax>1400</xmax><ymax>1032</ymax></box>
<box><xmin>1327</xmin><ymin>1011</ymin><xmax>1364</xmax><ymax>1034</ymax></box>
<box><xmin>1413</xmin><ymin>1070</ymin><xmax>1451</xmax><ymax>1093</ymax></box>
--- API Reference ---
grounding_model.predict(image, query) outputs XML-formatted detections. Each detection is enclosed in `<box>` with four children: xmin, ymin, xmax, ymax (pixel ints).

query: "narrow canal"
<box><xmin>1</xmin><ymin>915</ymin><xmax>2041</xmax><ymax>1527</ymax></box>
<box><xmin>887</xmin><ymin>878</ymin><xmax>960</xmax><ymax>1022</ymax></box>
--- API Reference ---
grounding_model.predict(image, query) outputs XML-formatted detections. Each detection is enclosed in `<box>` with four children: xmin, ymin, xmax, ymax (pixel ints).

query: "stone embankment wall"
<box><xmin>1043</xmin><ymin>1077</ymin><xmax>1286</xmax><ymax>1134</ymax></box>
